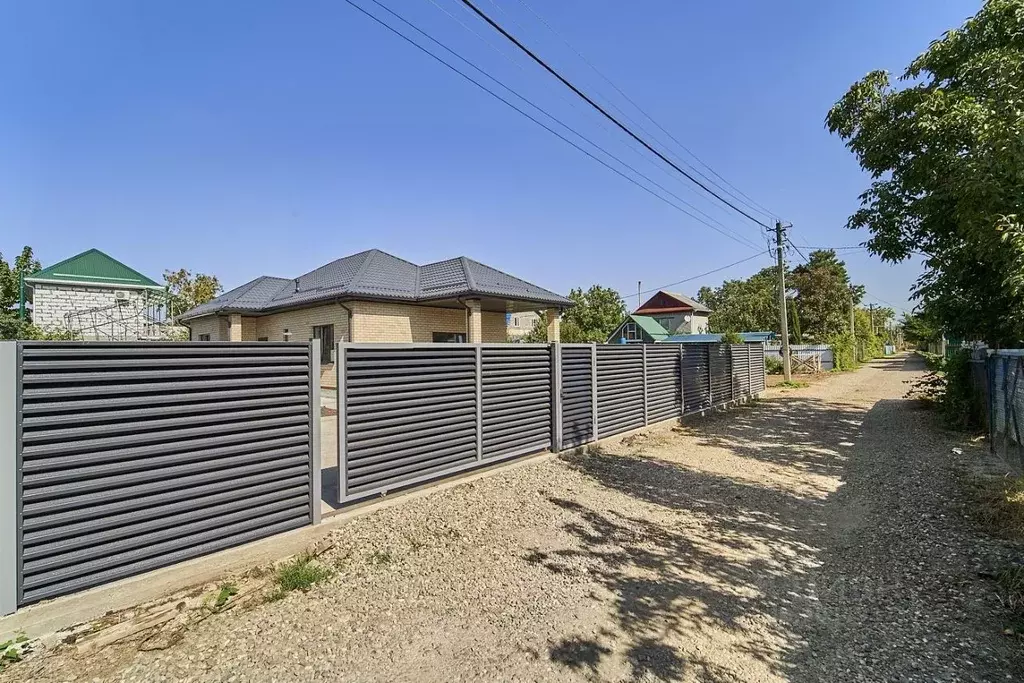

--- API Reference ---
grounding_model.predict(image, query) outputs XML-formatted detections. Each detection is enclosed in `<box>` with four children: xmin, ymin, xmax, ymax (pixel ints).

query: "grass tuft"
<box><xmin>777</xmin><ymin>380</ymin><xmax>810</xmax><ymax>389</ymax></box>
<box><xmin>213</xmin><ymin>582</ymin><xmax>238</xmax><ymax>610</ymax></box>
<box><xmin>974</xmin><ymin>475</ymin><xmax>1024</xmax><ymax>539</ymax></box>
<box><xmin>268</xmin><ymin>552</ymin><xmax>333</xmax><ymax>601</ymax></box>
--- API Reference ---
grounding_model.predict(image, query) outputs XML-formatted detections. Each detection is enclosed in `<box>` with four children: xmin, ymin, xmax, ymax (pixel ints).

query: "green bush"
<box><xmin>829</xmin><ymin>332</ymin><xmax>857</xmax><ymax>371</ymax></box>
<box><xmin>719</xmin><ymin>331</ymin><xmax>743</xmax><ymax>344</ymax></box>
<box><xmin>765</xmin><ymin>355</ymin><xmax>784</xmax><ymax>375</ymax></box>
<box><xmin>907</xmin><ymin>349</ymin><xmax>984</xmax><ymax>431</ymax></box>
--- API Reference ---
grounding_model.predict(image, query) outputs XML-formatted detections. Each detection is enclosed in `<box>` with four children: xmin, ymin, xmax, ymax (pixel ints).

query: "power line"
<box><xmin>345</xmin><ymin>0</ymin><xmax>762</xmax><ymax>250</ymax></box>
<box><xmin>510</xmin><ymin>0</ymin><xmax>779</xmax><ymax>224</ymax></box>
<box><xmin>635</xmin><ymin>251</ymin><xmax>771</xmax><ymax>298</ymax></box>
<box><xmin>786</xmin><ymin>238</ymin><xmax>809</xmax><ymax>264</ymax></box>
<box><xmin>456</xmin><ymin>0</ymin><xmax>774</xmax><ymax>230</ymax></box>
<box><xmin>421</xmin><ymin>0</ymin><xmax>756</xmax><ymax>244</ymax></box>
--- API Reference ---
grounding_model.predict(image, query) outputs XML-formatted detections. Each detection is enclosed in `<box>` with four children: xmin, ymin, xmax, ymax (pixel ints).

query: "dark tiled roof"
<box><xmin>179</xmin><ymin>249</ymin><xmax>570</xmax><ymax>320</ymax></box>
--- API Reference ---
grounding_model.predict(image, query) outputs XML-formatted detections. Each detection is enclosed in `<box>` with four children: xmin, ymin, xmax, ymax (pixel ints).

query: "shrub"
<box><xmin>719</xmin><ymin>331</ymin><xmax>743</xmax><ymax>344</ymax></box>
<box><xmin>829</xmin><ymin>332</ymin><xmax>857</xmax><ymax>371</ymax></box>
<box><xmin>907</xmin><ymin>349</ymin><xmax>984</xmax><ymax>431</ymax></box>
<box><xmin>765</xmin><ymin>356</ymin><xmax>784</xmax><ymax>375</ymax></box>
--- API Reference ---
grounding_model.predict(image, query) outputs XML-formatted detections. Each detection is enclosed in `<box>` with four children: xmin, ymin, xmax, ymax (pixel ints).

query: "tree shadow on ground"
<box><xmin>531</xmin><ymin>390</ymin><xmax>875</xmax><ymax>681</ymax></box>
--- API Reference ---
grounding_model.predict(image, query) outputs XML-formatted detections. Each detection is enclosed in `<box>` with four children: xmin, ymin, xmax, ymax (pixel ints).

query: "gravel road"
<box><xmin>8</xmin><ymin>355</ymin><xmax>1023</xmax><ymax>682</ymax></box>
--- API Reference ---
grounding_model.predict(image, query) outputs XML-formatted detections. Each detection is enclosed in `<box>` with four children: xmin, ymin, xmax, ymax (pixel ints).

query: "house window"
<box><xmin>312</xmin><ymin>324</ymin><xmax>334</xmax><ymax>364</ymax></box>
<box><xmin>655</xmin><ymin>316</ymin><xmax>675</xmax><ymax>332</ymax></box>
<box><xmin>198</xmin><ymin>333</ymin><xmax>211</xmax><ymax>342</ymax></box>
<box><xmin>623</xmin><ymin>322</ymin><xmax>640</xmax><ymax>341</ymax></box>
<box><xmin>433</xmin><ymin>332</ymin><xmax>466</xmax><ymax>343</ymax></box>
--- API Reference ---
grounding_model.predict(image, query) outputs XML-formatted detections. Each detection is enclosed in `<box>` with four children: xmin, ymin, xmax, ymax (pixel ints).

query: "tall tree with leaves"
<box><xmin>827</xmin><ymin>0</ymin><xmax>1024</xmax><ymax>346</ymax></box>
<box><xmin>697</xmin><ymin>266</ymin><xmax>780</xmax><ymax>334</ymax></box>
<box><xmin>789</xmin><ymin>250</ymin><xmax>855</xmax><ymax>342</ymax></box>
<box><xmin>522</xmin><ymin>284</ymin><xmax>626</xmax><ymax>343</ymax></box>
<box><xmin>0</xmin><ymin>246</ymin><xmax>41</xmax><ymax>314</ymax></box>
<box><xmin>164</xmin><ymin>269</ymin><xmax>223</xmax><ymax>318</ymax></box>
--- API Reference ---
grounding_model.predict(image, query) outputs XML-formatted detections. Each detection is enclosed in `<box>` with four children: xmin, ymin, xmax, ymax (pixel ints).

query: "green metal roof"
<box><xmin>630</xmin><ymin>315</ymin><xmax>670</xmax><ymax>340</ymax></box>
<box><xmin>27</xmin><ymin>249</ymin><xmax>162</xmax><ymax>288</ymax></box>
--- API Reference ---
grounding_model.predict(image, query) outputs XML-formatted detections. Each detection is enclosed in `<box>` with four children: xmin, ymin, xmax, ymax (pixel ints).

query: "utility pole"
<box><xmin>775</xmin><ymin>221</ymin><xmax>792</xmax><ymax>381</ymax></box>
<box><xmin>637</xmin><ymin>281</ymin><xmax>641</xmax><ymax>310</ymax></box>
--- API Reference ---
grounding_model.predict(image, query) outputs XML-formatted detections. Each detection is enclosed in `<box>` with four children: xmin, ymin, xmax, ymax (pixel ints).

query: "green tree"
<box><xmin>901</xmin><ymin>311</ymin><xmax>941</xmax><ymax>346</ymax></box>
<box><xmin>164</xmin><ymin>269</ymin><xmax>223</xmax><ymax>318</ymax></box>
<box><xmin>788</xmin><ymin>298</ymin><xmax>802</xmax><ymax>344</ymax></box>
<box><xmin>522</xmin><ymin>285</ymin><xmax>626</xmax><ymax>343</ymax></box>
<box><xmin>827</xmin><ymin>0</ymin><xmax>1024</xmax><ymax>346</ymax></box>
<box><xmin>0</xmin><ymin>246</ymin><xmax>41</xmax><ymax>314</ymax></box>
<box><xmin>697</xmin><ymin>266</ymin><xmax>779</xmax><ymax>334</ymax></box>
<box><xmin>789</xmin><ymin>250</ymin><xmax>855</xmax><ymax>342</ymax></box>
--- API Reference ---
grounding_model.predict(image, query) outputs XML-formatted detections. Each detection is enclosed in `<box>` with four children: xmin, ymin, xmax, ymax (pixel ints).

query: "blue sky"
<box><xmin>1</xmin><ymin>0</ymin><xmax>981</xmax><ymax>314</ymax></box>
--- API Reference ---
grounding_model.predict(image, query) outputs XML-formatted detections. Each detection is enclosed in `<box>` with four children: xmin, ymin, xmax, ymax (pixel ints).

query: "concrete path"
<box><xmin>8</xmin><ymin>355</ymin><xmax>1023</xmax><ymax>682</ymax></box>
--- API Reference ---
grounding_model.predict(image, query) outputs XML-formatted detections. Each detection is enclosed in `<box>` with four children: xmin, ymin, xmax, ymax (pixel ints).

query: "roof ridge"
<box><xmin>29</xmin><ymin>248</ymin><xmax>161</xmax><ymax>287</ymax></box>
<box><xmin>349</xmin><ymin>249</ymin><xmax>382</xmax><ymax>291</ymax></box>
<box><xmin>459</xmin><ymin>256</ymin><xmax>477</xmax><ymax>291</ymax></box>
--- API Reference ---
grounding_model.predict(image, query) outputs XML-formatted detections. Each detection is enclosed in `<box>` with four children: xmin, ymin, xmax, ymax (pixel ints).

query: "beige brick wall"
<box><xmin>482</xmin><ymin>311</ymin><xmax>508</xmax><ymax>342</ymax></box>
<box><xmin>255</xmin><ymin>304</ymin><xmax>351</xmax><ymax>348</ymax></box>
<box><xmin>350</xmin><ymin>301</ymin><xmax>460</xmax><ymax>342</ymax></box>
<box><xmin>188</xmin><ymin>315</ymin><xmax>228</xmax><ymax>341</ymax></box>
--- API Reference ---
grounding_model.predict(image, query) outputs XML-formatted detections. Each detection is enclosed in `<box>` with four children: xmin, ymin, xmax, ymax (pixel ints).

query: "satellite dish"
<box><xmin>683</xmin><ymin>314</ymin><xmax>692</xmax><ymax>323</ymax></box>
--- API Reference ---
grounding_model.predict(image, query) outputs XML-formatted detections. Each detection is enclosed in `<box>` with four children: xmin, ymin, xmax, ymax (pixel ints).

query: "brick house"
<box><xmin>23</xmin><ymin>249</ymin><xmax>175</xmax><ymax>340</ymax></box>
<box><xmin>607</xmin><ymin>290</ymin><xmax>712</xmax><ymax>342</ymax></box>
<box><xmin>178</xmin><ymin>249</ymin><xmax>570</xmax><ymax>385</ymax></box>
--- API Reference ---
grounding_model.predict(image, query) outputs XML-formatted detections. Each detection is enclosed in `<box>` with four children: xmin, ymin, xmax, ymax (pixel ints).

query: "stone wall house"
<box><xmin>24</xmin><ymin>249</ymin><xmax>173</xmax><ymax>340</ymax></box>
<box><xmin>178</xmin><ymin>249</ymin><xmax>570</xmax><ymax>387</ymax></box>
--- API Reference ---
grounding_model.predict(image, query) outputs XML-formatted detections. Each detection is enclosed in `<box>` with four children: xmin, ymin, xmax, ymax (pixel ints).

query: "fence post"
<box><xmin>747</xmin><ymin>344</ymin><xmax>753</xmax><ymax>396</ymax></box>
<box><xmin>551</xmin><ymin>343</ymin><xmax>563</xmax><ymax>452</ymax></box>
<box><xmin>1</xmin><ymin>342</ymin><xmax>18</xmax><ymax>616</ymax></box>
<box><xmin>310</xmin><ymin>340</ymin><xmax>322</xmax><ymax>525</ymax></box>
<box><xmin>706</xmin><ymin>344</ymin><xmax>713</xmax><ymax>407</ymax></box>
<box><xmin>475</xmin><ymin>345</ymin><xmax>483</xmax><ymax>462</ymax></box>
<box><xmin>337</xmin><ymin>344</ymin><xmax>348</xmax><ymax>503</ymax></box>
<box><xmin>679</xmin><ymin>344</ymin><xmax>685</xmax><ymax>418</ymax></box>
<box><xmin>591</xmin><ymin>343</ymin><xmax>598</xmax><ymax>442</ymax></box>
<box><xmin>730</xmin><ymin>344</ymin><xmax>736</xmax><ymax>401</ymax></box>
<box><xmin>642</xmin><ymin>343</ymin><xmax>649</xmax><ymax>425</ymax></box>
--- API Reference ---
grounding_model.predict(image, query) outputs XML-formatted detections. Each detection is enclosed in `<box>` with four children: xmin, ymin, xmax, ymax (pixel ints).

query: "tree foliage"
<box><xmin>522</xmin><ymin>284</ymin><xmax>626</xmax><ymax>343</ymax></box>
<box><xmin>901</xmin><ymin>311</ymin><xmax>941</xmax><ymax>346</ymax></box>
<box><xmin>827</xmin><ymin>0</ymin><xmax>1024</xmax><ymax>346</ymax></box>
<box><xmin>789</xmin><ymin>250</ymin><xmax>856</xmax><ymax>342</ymax></box>
<box><xmin>164</xmin><ymin>269</ymin><xmax>223</xmax><ymax>318</ymax></box>
<box><xmin>697</xmin><ymin>266</ymin><xmax>779</xmax><ymax>334</ymax></box>
<box><xmin>0</xmin><ymin>246</ymin><xmax>40</xmax><ymax>314</ymax></box>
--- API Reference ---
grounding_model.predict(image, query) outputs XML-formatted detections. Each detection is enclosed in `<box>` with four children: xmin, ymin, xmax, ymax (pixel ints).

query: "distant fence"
<box><xmin>765</xmin><ymin>343</ymin><xmax>834</xmax><ymax>371</ymax></box>
<box><xmin>336</xmin><ymin>342</ymin><xmax>766</xmax><ymax>504</ymax></box>
<box><xmin>1</xmin><ymin>341</ymin><xmax>321</xmax><ymax>614</ymax></box>
<box><xmin>973</xmin><ymin>350</ymin><xmax>1024</xmax><ymax>470</ymax></box>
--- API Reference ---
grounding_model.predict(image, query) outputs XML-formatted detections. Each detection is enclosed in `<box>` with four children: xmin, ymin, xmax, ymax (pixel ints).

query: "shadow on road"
<box><xmin>528</xmin><ymin>385</ymin><xmax>875</xmax><ymax>681</ymax></box>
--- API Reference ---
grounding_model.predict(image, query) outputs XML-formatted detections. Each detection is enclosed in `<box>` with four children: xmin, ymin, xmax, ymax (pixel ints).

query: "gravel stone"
<box><xmin>6</xmin><ymin>355</ymin><xmax>1022</xmax><ymax>682</ymax></box>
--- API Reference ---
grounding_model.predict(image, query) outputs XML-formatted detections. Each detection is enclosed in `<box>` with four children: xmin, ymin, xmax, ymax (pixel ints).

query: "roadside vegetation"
<box><xmin>268</xmin><ymin>551</ymin><xmax>334</xmax><ymax>601</ymax></box>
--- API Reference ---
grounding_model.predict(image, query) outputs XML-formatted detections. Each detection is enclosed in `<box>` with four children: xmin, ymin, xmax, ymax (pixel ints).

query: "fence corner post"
<box><xmin>310</xmin><ymin>339</ymin><xmax>321</xmax><ymax>525</ymax></box>
<box><xmin>747</xmin><ymin>343</ymin><xmax>753</xmax><ymax>397</ymax></box>
<box><xmin>337</xmin><ymin>344</ymin><xmax>348</xmax><ymax>504</ymax></box>
<box><xmin>591</xmin><ymin>343</ymin><xmax>598</xmax><ymax>443</ymax></box>
<box><xmin>642</xmin><ymin>343</ymin><xmax>649</xmax><ymax>425</ymax></box>
<box><xmin>551</xmin><ymin>343</ymin><xmax>562</xmax><ymax>453</ymax></box>
<box><xmin>1</xmin><ymin>342</ymin><xmax>18</xmax><ymax>616</ymax></box>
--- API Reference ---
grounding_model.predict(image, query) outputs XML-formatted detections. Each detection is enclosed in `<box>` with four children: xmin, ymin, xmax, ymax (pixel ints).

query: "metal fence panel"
<box><xmin>16</xmin><ymin>342</ymin><xmax>316</xmax><ymax>607</ymax></box>
<box><xmin>709</xmin><ymin>344</ymin><xmax>732</xmax><ymax>405</ymax></box>
<box><xmin>342</xmin><ymin>346</ymin><xmax>478</xmax><ymax>499</ymax></box>
<box><xmin>596</xmin><ymin>345</ymin><xmax>645</xmax><ymax>438</ymax></box>
<box><xmin>682</xmin><ymin>344</ymin><xmax>711</xmax><ymax>413</ymax></box>
<box><xmin>750</xmin><ymin>343</ymin><xmax>766</xmax><ymax>393</ymax></box>
<box><xmin>561</xmin><ymin>345</ymin><xmax>594</xmax><ymax>448</ymax></box>
<box><xmin>646</xmin><ymin>345</ymin><xmax>681</xmax><ymax>423</ymax></box>
<box><xmin>481</xmin><ymin>346</ymin><xmax>551</xmax><ymax>460</ymax></box>
<box><xmin>730</xmin><ymin>344</ymin><xmax>749</xmax><ymax>397</ymax></box>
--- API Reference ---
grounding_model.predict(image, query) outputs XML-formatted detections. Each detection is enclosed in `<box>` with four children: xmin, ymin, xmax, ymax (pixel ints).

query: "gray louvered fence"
<box><xmin>335</xmin><ymin>341</ymin><xmax>765</xmax><ymax>504</ymax></box>
<box><xmin>983</xmin><ymin>351</ymin><xmax>1024</xmax><ymax>470</ymax></box>
<box><xmin>1</xmin><ymin>341</ymin><xmax>320</xmax><ymax>614</ymax></box>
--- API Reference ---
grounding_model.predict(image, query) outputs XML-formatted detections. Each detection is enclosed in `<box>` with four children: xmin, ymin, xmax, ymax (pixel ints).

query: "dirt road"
<box><xmin>10</xmin><ymin>355</ymin><xmax>1023</xmax><ymax>682</ymax></box>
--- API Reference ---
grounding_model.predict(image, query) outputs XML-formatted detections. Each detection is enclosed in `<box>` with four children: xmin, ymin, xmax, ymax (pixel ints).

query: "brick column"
<box><xmin>545</xmin><ymin>308</ymin><xmax>561</xmax><ymax>343</ymax></box>
<box><xmin>466</xmin><ymin>299</ymin><xmax>482</xmax><ymax>343</ymax></box>
<box><xmin>229</xmin><ymin>313</ymin><xmax>242</xmax><ymax>342</ymax></box>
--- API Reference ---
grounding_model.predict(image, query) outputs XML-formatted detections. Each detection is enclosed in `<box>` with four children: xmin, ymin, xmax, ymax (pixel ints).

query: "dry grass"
<box><xmin>973</xmin><ymin>475</ymin><xmax>1024</xmax><ymax>539</ymax></box>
